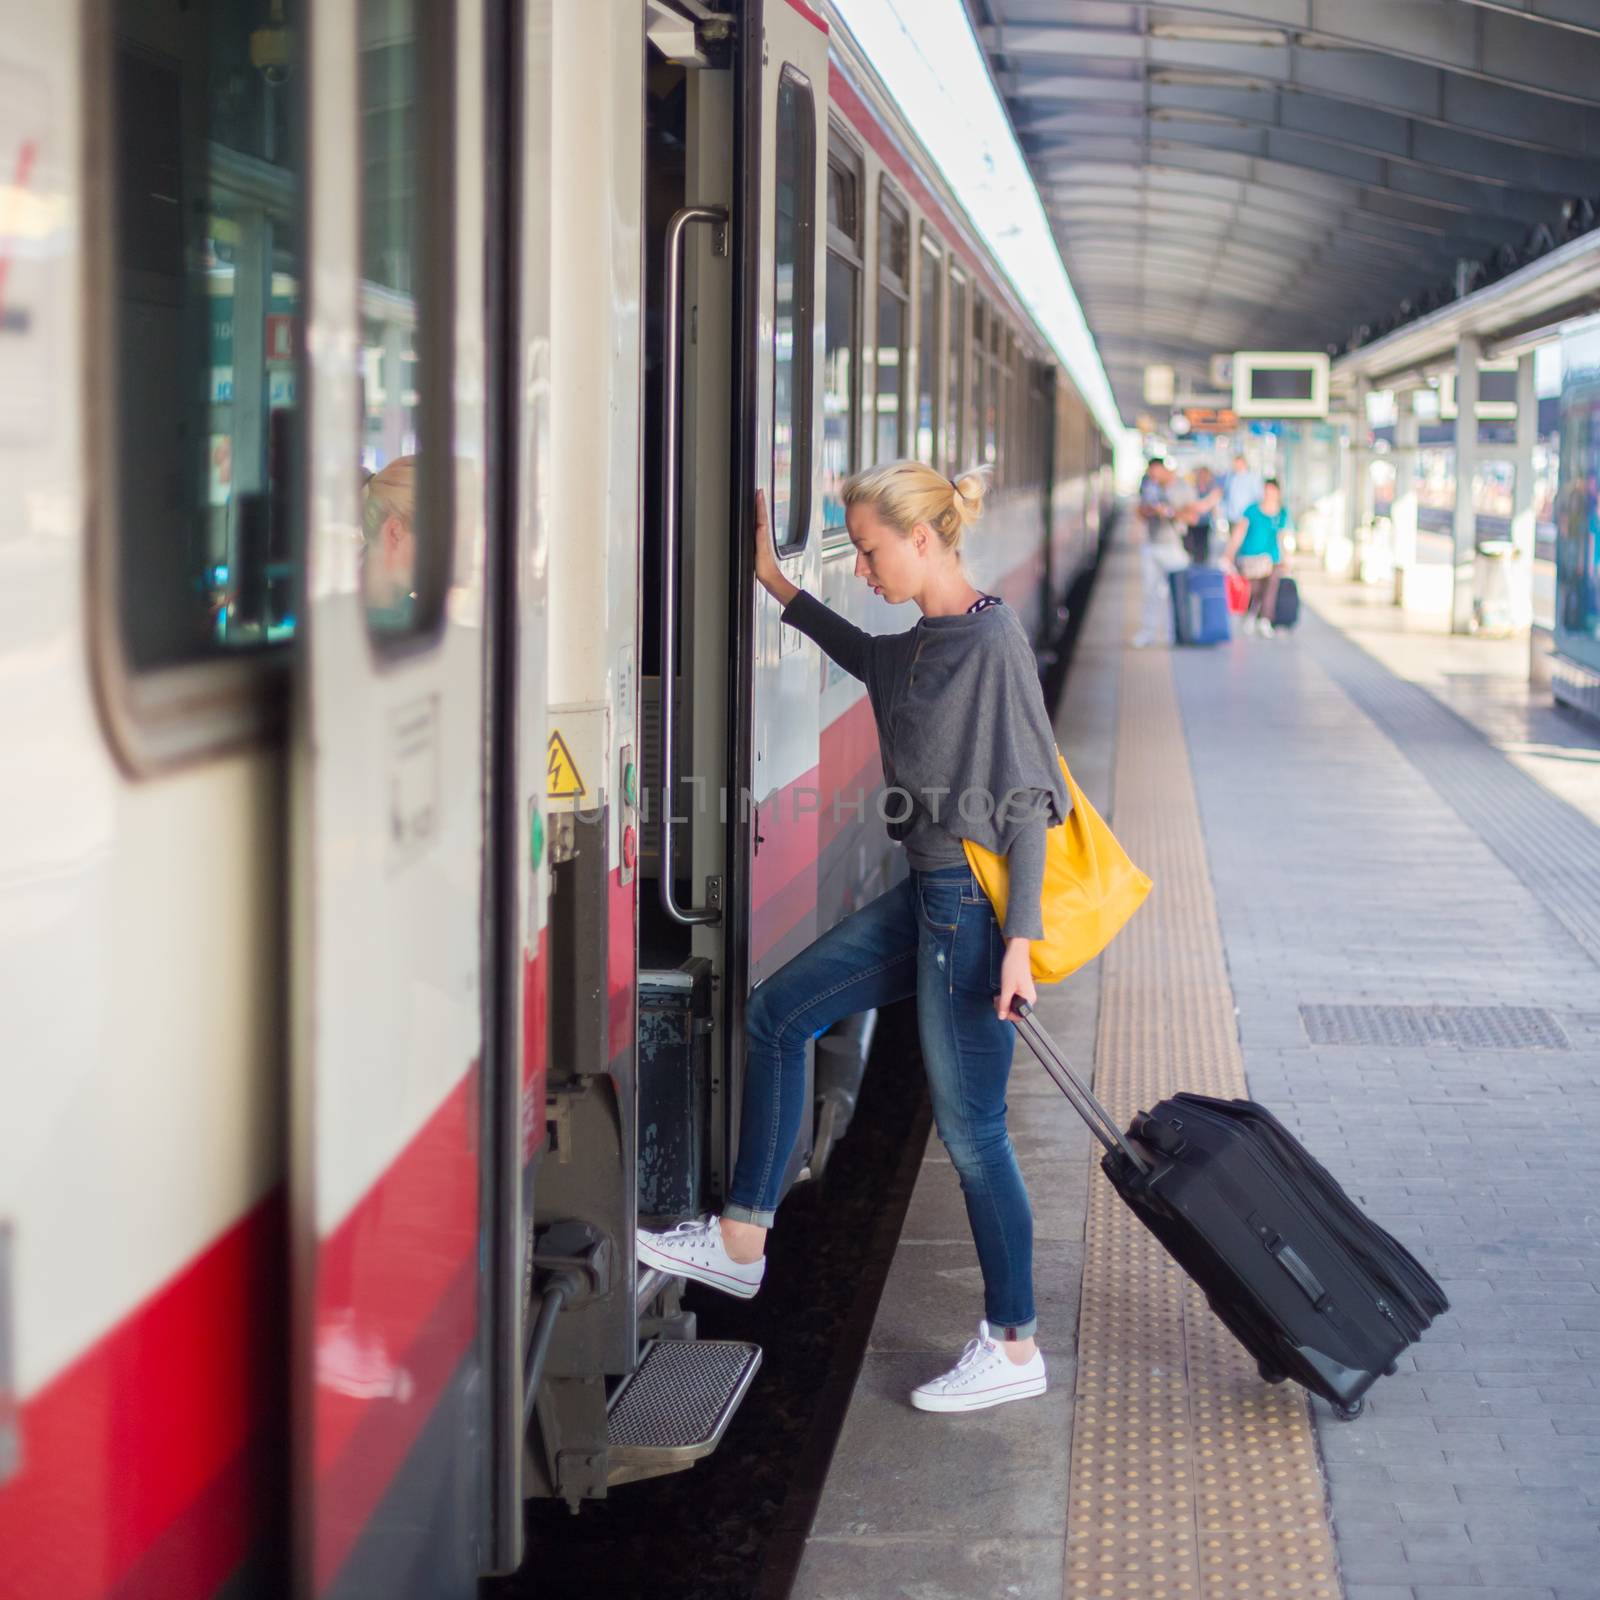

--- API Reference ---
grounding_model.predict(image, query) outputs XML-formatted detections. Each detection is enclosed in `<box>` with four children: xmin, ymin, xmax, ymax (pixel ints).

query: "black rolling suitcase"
<box><xmin>1013</xmin><ymin>1001</ymin><xmax>1446</xmax><ymax>1418</ymax></box>
<box><xmin>1273</xmin><ymin>575</ymin><xmax>1300</xmax><ymax>629</ymax></box>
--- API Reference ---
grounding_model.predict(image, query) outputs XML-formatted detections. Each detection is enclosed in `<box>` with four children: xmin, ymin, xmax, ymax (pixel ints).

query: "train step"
<box><xmin>606</xmin><ymin>1337</ymin><xmax>762</xmax><ymax>1487</ymax></box>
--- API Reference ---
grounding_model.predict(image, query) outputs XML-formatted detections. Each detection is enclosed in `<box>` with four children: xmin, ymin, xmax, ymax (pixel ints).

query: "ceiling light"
<box><xmin>1150</xmin><ymin>68</ymin><xmax>1275</xmax><ymax>90</ymax></box>
<box><xmin>1148</xmin><ymin>23</ymin><xmax>1289</xmax><ymax>45</ymax></box>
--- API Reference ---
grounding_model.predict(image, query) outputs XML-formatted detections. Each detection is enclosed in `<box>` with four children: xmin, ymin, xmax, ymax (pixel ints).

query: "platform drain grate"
<box><xmin>1299</xmin><ymin>1003</ymin><xmax>1569</xmax><ymax>1051</ymax></box>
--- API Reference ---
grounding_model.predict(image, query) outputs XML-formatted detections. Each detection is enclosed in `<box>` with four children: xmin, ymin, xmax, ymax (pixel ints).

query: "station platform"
<box><xmin>790</xmin><ymin>536</ymin><xmax>1600</xmax><ymax>1600</ymax></box>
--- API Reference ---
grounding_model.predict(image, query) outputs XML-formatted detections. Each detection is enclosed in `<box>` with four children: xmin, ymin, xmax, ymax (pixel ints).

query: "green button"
<box><xmin>623</xmin><ymin>762</ymin><xmax>637</xmax><ymax>807</ymax></box>
<box><xmin>530</xmin><ymin>807</ymin><xmax>544</xmax><ymax>869</ymax></box>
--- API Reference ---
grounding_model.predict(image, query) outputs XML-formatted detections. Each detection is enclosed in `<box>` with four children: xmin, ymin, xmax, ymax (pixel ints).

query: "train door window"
<box><xmin>946</xmin><ymin>268</ymin><xmax>966</xmax><ymax>471</ymax></box>
<box><xmin>772</xmin><ymin>68</ymin><xmax>816</xmax><ymax>555</ymax></box>
<box><xmin>823</xmin><ymin>141</ymin><xmax>861</xmax><ymax>537</ymax></box>
<box><xmin>983</xmin><ymin>307</ymin><xmax>999</xmax><ymax>472</ymax></box>
<box><xmin>110</xmin><ymin>0</ymin><xmax>303</xmax><ymax>673</ymax></box>
<box><xmin>359</xmin><ymin>0</ymin><xmax>452</xmax><ymax>643</ymax></box>
<box><xmin>916</xmin><ymin>230</ymin><xmax>941</xmax><ymax>465</ymax></box>
<box><xmin>998</xmin><ymin>326</ymin><xmax>1013</xmax><ymax>487</ymax></box>
<box><xmin>968</xmin><ymin>296</ymin><xmax>986</xmax><ymax>474</ymax></box>
<box><xmin>874</xmin><ymin>184</ymin><xmax>909</xmax><ymax>462</ymax></box>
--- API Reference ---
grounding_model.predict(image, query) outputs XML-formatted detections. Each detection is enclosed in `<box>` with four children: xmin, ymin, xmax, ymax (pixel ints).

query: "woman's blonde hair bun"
<box><xmin>841</xmin><ymin>458</ymin><xmax>990</xmax><ymax>557</ymax></box>
<box><xmin>950</xmin><ymin>467</ymin><xmax>989</xmax><ymax>528</ymax></box>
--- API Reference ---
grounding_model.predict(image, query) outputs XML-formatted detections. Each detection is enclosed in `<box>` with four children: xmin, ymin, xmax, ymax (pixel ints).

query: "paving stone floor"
<box><xmin>792</xmin><ymin>546</ymin><xmax>1600</xmax><ymax>1600</ymax></box>
<box><xmin>1174</xmin><ymin>581</ymin><xmax>1600</xmax><ymax>1600</ymax></box>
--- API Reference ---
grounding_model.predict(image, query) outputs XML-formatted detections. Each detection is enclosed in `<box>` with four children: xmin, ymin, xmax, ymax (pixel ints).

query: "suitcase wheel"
<box><xmin>1331</xmin><ymin>1397</ymin><xmax>1365</xmax><ymax>1422</ymax></box>
<box><xmin>1256</xmin><ymin>1360</ymin><xmax>1287</xmax><ymax>1386</ymax></box>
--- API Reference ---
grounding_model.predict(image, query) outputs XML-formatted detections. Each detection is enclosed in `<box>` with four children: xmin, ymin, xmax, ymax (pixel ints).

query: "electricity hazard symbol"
<box><xmin>546</xmin><ymin>730</ymin><xmax>586</xmax><ymax>798</ymax></box>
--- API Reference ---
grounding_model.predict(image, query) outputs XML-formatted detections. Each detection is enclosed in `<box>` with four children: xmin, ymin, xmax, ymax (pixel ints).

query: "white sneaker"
<box><xmin>1259</xmin><ymin>617</ymin><xmax>1275</xmax><ymax>637</ymax></box>
<box><xmin>635</xmin><ymin>1214</ymin><xmax>765</xmax><ymax>1300</ymax></box>
<box><xmin>1130</xmin><ymin>630</ymin><xmax>1155</xmax><ymax>649</ymax></box>
<box><xmin>910</xmin><ymin>1321</ymin><xmax>1048</xmax><ymax>1413</ymax></box>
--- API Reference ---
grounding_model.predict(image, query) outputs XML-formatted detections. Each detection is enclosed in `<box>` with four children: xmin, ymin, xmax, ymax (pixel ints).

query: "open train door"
<box><xmin>289</xmin><ymin>1</ymin><xmax>518</xmax><ymax>1592</ymax></box>
<box><xmin>726</xmin><ymin>0</ymin><xmax>831</xmax><ymax>1193</ymax></box>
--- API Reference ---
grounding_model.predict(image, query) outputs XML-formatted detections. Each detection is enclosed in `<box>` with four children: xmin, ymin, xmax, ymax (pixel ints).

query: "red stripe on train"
<box><xmin>0</xmin><ymin>1195</ymin><xmax>285</xmax><ymax>1600</ymax></box>
<box><xmin>310</xmin><ymin>1073</ymin><xmax>478</xmax><ymax>1491</ymax></box>
<box><xmin>610</xmin><ymin>866</ymin><xmax>637</xmax><ymax>1063</ymax></box>
<box><xmin>523</xmin><ymin>924</ymin><xmax>549</xmax><ymax>1161</ymax></box>
<box><xmin>781</xmin><ymin>0</ymin><xmax>829</xmax><ymax>35</ymax></box>
<box><xmin>816</xmin><ymin>693</ymin><xmax>882</xmax><ymax>853</ymax></box>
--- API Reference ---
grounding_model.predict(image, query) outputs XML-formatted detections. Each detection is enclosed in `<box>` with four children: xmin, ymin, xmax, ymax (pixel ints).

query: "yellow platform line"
<box><xmin>1063</xmin><ymin>602</ymin><xmax>1341</xmax><ymax>1600</ymax></box>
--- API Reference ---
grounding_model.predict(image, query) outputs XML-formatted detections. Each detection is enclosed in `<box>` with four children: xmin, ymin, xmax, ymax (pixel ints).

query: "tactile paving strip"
<box><xmin>1299</xmin><ymin>1002</ymin><xmax>1569</xmax><ymax>1051</ymax></box>
<box><xmin>1063</xmin><ymin>587</ymin><xmax>1341</xmax><ymax>1600</ymax></box>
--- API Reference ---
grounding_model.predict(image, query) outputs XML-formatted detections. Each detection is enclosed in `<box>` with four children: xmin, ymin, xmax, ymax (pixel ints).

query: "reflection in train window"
<box><xmin>875</xmin><ymin>185</ymin><xmax>908</xmax><ymax>462</ymax></box>
<box><xmin>359</xmin><ymin>0</ymin><xmax>446</xmax><ymax>640</ymax></box>
<box><xmin>112</xmin><ymin>0</ymin><xmax>301</xmax><ymax>669</ymax></box>
<box><xmin>946</xmin><ymin>268</ymin><xmax>966</xmax><ymax>472</ymax></box>
<box><xmin>823</xmin><ymin>145</ymin><xmax>861</xmax><ymax>534</ymax></box>
<box><xmin>772</xmin><ymin>69</ymin><xmax>816</xmax><ymax>555</ymax></box>
<box><xmin>916</xmin><ymin>232</ymin><xmax>941</xmax><ymax>465</ymax></box>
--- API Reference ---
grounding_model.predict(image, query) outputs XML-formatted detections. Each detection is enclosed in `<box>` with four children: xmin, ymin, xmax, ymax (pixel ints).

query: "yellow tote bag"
<box><xmin>962</xmin><ymin>750</ymin><xmax>1152</xmax><ymax>984</ymax></box>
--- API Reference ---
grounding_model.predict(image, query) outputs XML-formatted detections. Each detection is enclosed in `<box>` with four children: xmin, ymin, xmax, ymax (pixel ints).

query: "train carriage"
<box><xmin>0</xmin><ymin>2</ymin><xmax>1113</xmax><ymax>1595</ymax></box>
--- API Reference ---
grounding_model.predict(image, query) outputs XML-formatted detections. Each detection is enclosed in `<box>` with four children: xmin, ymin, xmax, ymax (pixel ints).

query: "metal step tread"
<box><xmin>608</xmin><ymin>1338</ymin><xmax>761</xmax><ymax>1467</ymax></box>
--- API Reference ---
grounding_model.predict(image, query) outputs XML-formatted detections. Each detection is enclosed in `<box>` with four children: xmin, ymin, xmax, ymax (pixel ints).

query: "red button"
<box><xmin>622</xmin><ymin>824</ymin><xmax>637</xmax><ymax>868</ymax></box>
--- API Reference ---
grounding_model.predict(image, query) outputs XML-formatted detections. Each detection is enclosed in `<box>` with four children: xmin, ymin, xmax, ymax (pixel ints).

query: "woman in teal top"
<box><xmin>1226</xmin><ymin>478</ymin><xmax>1289</xmax><ymax>635</ymax></box>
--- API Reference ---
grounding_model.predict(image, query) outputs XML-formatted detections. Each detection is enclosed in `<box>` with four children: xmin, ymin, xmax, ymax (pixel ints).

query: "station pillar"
<box><xmin>1344</xmin><ymin>376</ymin><xmax>1372</xmax><ymax>580</ymax></box>
<box><xmin>1451</xmin><ymin>334</ymin><xmax>1481</xmax><ymax>634</ymax></box>
<box><xmin>1391</xmin><ymin>389</ymin><xmax>1419</xmax><ymax>607</ymax></box>
<box><xmin>1509</xmin><ymin>350</ymin><xmax>1537</xmax><ymax>631</ymax></box>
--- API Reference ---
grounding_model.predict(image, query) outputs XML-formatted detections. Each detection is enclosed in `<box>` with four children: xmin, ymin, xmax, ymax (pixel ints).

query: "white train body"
<box><xmin>0</xmin><ymin>3</ymin><xmax>1112</xmax><ymax>1595</ymax></box>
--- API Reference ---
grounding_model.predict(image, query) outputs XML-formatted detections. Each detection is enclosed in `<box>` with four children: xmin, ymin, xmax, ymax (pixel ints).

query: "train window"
<box><xmin>823</xmin><ymin>143</ymin><xmax>861</xmax><ymax>535</ymax></box>
<box><xmin>110</xmin><ymin>0</ymin><xmax>303</xmax><ymax>671</ymax></box>
<box><xmin>359</xmin><ymin>0</ymin><xmax>451</xmax><ymax>643</ymax></box>
<box><xmin>916</xmin><ymin>231</ymin><xmax>941</xmax><ymax>465</ymax></box>
<box><xmin>875</xmin><ymin>185</ymin><xmax>909</xmax><ymax>462</ymax></box>
<box><xmin>946</xmin><ymin>269</ymin><xmax>966</xmax><ymax>471</ymax></box>
<box><xmin>968</xmin><ymin>296</ymin><xmax>986</xmax><ymax>474</ymax></box>
<box><xmin>983</xmin><ymin>306</ymin><xmax>999</xmax><ymax>473</ymax></box>
<box><xmin>772</xmin><ymin>69</ymin><xmax>816</xmax><ymax>555</ymax></box>
<box><xmin>1000</xmin><ymin>329</ymin><xmax>1015</xmax><ymax>489</ymax></box>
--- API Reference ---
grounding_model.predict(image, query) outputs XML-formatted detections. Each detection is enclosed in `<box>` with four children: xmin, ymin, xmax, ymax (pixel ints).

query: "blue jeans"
<box><xmin>724</xmin><ymin>862</ymin><xmax>1037</xmax><ymax>1340</ymax></box>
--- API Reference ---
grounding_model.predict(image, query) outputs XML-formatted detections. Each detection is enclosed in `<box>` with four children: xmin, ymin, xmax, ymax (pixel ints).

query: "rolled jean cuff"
<box><xmin>990</xmin><ymin>1314</ymin><xmax>1037</xmax><ymax>1341</ymax></box>
<box><xmin>721</xmin><ymin>1199</ymin><xmax>776</xmax><ymax>1228</ymax></box>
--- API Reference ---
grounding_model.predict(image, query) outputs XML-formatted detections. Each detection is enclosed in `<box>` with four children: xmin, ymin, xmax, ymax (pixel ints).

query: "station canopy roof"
<box><xmin>966</xmin><ymin>0</ymin><xmax>1600</xmax><ymax>422</ymax></box>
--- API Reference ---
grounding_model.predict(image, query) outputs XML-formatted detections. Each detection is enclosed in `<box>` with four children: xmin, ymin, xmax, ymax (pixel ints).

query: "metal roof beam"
<box><xmin>1457</xmin><ymin>0</ymin><xmax>1600</xmax><ymax>40</ymax></box>
<box><xmin>1047</xmin><ymin>200</ymin><xmax>1479</xmax><ymax>268</ymax></box>
<box><xmin>1057</xmin><ymin>227</ymin><xmax>1460</xmax><ymax>288</ymax></box>
<box><xmin>1028</xmin><ymin>122</ymin><xmax>1565</xmax><ymax>225</ymax></box>
<box><xmin>1019</xmin><ymin>81</ymin><xmax>1600</xmax><ymax>180</ymax></box>
<box><xmin>1036</xmin><ymin>145</ymin><xmax>1529</xmax><ymax>245</ymax></box>
<box><xmin>987</xmin><ymin>5</ymin><xmax>1600</xmax><ymax>105</ymax></box>
<box><xmin>1062</xmin><ymin>237</ymin><xmax>1396</xmax><ymax>292</ymax></box>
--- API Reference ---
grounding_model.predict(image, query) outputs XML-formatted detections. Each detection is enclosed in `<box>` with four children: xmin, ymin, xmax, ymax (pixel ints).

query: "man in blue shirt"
<box><xmin>1220</xmin><ymin>453</ymin><xmax>1263</xmax><ymax>528</ymax></box>
<box><xmin>1225</xmin><ymin>478</ymin><xmax>1290</xmax><ymax>635</ymax></box>
<box><xmin>1132</xmin><ymin>460</ymin><xmax>1192</xmax><ymax>647</ymax></box>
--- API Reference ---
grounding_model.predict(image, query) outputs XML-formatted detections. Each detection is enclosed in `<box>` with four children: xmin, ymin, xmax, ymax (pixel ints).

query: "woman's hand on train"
<box><xmin>754</xmin><ymin>490</ymin><xmax>799</xmax><ymax>606</ymax></box>
<box><xmin>995</xmin><ymin>939</ymin><xmax>1036</xmax><ymax>1023</ymax></box>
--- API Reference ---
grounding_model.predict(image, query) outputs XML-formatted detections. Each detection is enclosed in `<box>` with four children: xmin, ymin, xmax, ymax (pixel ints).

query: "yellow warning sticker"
<box><xmin>546</xmin><ymin>730</ymin><xmax>586</xmax><ymax>798</ymax></box>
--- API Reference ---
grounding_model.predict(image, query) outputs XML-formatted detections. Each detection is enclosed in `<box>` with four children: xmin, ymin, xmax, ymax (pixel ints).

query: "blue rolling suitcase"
<box><xmin>1170</xmin><ymin>566</ymin><xmax>1230</xmax><ymax>646</ymax></box>
<box><xmin>1273</xmin><ymin>575</ymin><xmax>1300</xmax><ymax>629</ymax></box>
<box><xmin>1013</xmin><ymin>1001</ymin><xmax>1447</xmax><ymax>1419</ymax></box>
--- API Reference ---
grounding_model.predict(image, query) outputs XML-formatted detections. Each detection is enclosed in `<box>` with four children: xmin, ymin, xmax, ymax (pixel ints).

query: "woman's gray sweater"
<box><xmin>779</xmin><ymin>588</ymin><xmax>1070</xmax><ymax>940</ymax></box>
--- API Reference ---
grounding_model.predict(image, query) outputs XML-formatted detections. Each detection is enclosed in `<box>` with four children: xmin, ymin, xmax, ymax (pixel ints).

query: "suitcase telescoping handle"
<box><xmin>1012</xmin><ymin>1001</ymin><xmax>1151</xmax><ymax>1176</ymax></box>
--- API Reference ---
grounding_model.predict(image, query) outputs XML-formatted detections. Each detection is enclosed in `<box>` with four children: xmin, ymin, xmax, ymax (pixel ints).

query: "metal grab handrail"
<box><xmin>660</xmin><ymin>204</ymin><xmax>727</xmax><ymax>927</ymax></box>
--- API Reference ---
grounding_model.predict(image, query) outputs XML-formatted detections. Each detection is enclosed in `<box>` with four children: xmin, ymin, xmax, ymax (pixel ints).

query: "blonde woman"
<box><xmin>638</xmin><ymin>461</ymin><xmax>1071</xmax><ymax>1412</ymax></box>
